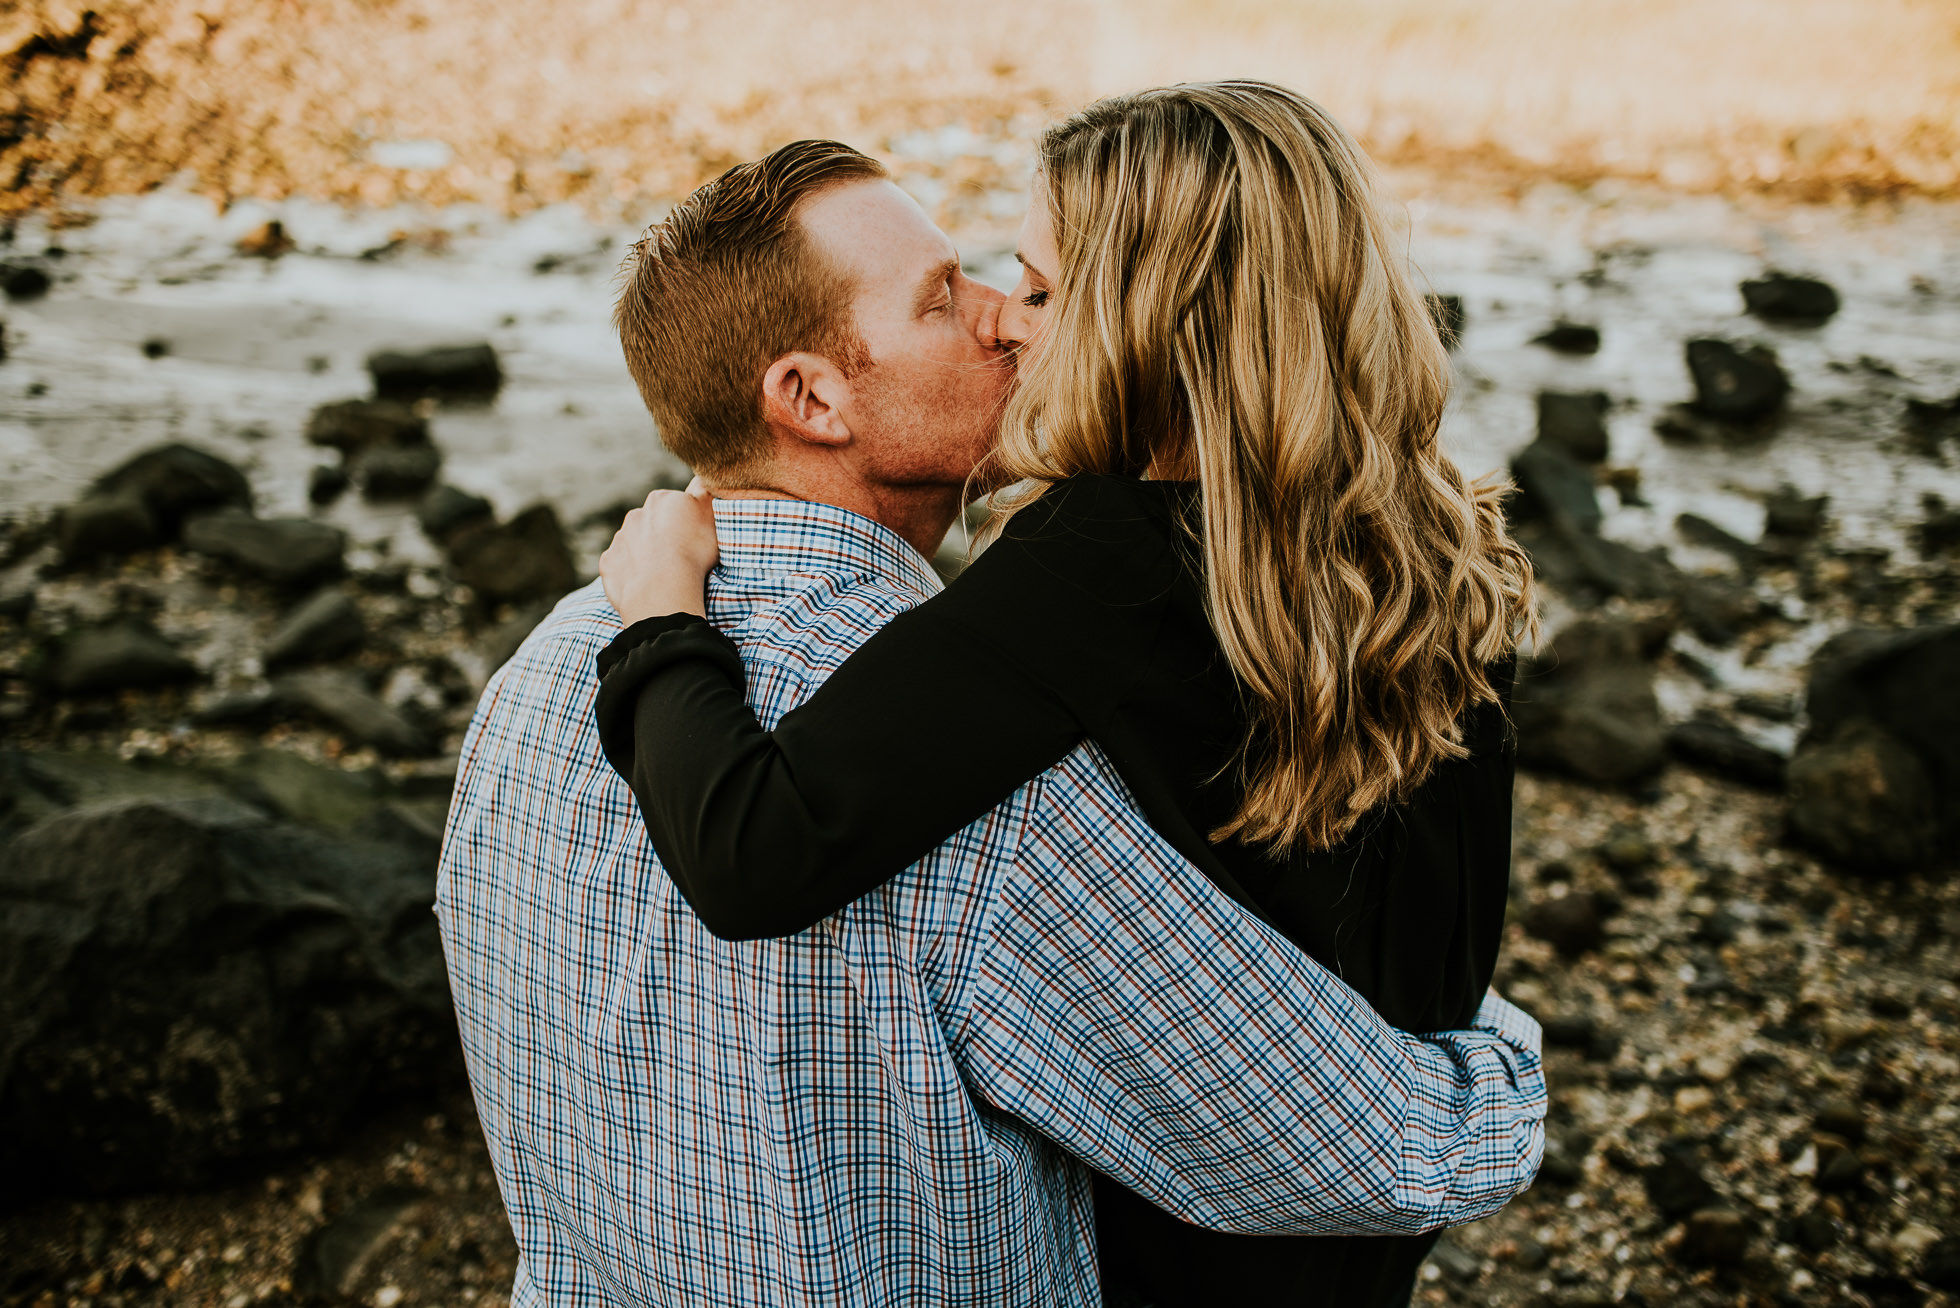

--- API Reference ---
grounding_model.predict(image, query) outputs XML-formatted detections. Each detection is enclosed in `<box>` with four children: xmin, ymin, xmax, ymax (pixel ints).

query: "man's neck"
<box><xmin>707</xmin><ymin>478</ymin><xmax>961</xmax><ymax>562</ymax></box>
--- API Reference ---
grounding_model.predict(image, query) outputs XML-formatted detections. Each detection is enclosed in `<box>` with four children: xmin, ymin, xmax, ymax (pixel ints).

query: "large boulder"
<box><xmin>0</xmin><ymin>795</ymin><xmax>457</xmax><ymax>1199</ymax></box>
<box><xmin>367</xmin><ymin>344</ymin><xmax>503</xmax><ymax>403</ymax></box>
<box><xmin>1790</xmin><ymin>624</ymin><xmax>1959</xmax><ymax>869</ymax></box>
<box><xmin>1511</xmin><ymin>617</ymin><xmax>1669</xmax><ymax>785</ymax></box>
<box><xmin>446</xmin><ymin>504</ymin><xmax>577</xmax><ymax>604</ymax></box>
<box><xmin>1788</xmin><ymin>722</ymin><xmax>1938</xmax><ymax>872</ymax></box>
<box><xmin>57</xmin><ymin>444</ymin><xmax>252</xmax><ymax>560</ymax></box>
<box><xmin>182</xmin><ymin>508</ymin><xmax>346</xmax><ymax>586</ymax></box>
<box><xmin>1686</xmin><ymin>339</ymin><xmax>1789</xmax><ymax>422</ymax></box>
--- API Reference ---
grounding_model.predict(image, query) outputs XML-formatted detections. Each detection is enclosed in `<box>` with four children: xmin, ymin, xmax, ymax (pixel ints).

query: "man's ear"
<box><xmin>761</xmin><ymin>353</ymin><xmax>854</xmax><ymax>450</ymax></box>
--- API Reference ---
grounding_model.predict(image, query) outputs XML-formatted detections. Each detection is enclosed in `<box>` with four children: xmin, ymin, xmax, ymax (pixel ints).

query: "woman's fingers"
<box><xmin>598</xmin><ymin>488</ymin><xmax>720</xmax><ymax>623</ymax></box>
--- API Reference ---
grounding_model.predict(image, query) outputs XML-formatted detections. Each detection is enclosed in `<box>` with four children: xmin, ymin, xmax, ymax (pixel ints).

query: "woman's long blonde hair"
<box><xmin>988</xmin><ymin>81</ymin><xmax>1537</xmax><ymax>853</ymax></box>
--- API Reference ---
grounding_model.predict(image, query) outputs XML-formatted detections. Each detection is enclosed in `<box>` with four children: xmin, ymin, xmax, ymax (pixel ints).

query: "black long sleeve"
<box><xmin>593</xmin><ymin>476</ymin><xmax>1211</xmax><ymax>940</ymax></box>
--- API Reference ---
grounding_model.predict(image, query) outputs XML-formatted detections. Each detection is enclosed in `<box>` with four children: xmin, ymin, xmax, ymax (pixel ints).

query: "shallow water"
<box><xmin>2</xmin><ymin>179</ymin><xmax>1956</xmax><ymax>700</ymax></box>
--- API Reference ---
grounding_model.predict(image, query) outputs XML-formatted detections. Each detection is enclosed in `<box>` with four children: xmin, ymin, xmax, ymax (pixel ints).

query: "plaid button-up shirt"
<box><xmin>436</xmin><ymin>497</ymin><xmax>1545</xmax><ymax>1308</ymax></box>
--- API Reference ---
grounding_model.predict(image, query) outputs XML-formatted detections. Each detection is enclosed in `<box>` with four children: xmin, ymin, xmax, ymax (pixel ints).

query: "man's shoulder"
<box><xmin>711</xmin><ymin>563</ymin><xmax>930</xmax><ymax>680</ymax></box>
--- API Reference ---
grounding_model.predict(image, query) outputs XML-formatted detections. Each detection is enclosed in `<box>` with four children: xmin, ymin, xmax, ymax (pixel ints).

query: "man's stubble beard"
<box><xmin>848</xmin><ymin>352</ymin><xmax>1014</xmax><ymax>493</ymax></box>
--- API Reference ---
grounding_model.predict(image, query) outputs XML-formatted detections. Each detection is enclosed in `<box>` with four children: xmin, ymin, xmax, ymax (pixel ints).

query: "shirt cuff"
<box><xmin>1473</xmin><ymin>989</ymin><xmax>1544</xmax><ymax>1058</ymax></box>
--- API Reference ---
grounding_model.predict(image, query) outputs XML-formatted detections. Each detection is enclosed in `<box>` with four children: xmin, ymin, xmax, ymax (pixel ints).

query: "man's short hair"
<box><xmin>614</xmin><ymin>140</ymin><xmax>888</xmax><ymax>479</ymax></box>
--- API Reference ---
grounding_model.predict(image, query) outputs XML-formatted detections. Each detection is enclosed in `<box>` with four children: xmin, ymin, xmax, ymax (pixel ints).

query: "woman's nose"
<box><xmin>957</xmin><ymin>276</ymin><xmax>1008</xmax><ymax>351</ymax></box>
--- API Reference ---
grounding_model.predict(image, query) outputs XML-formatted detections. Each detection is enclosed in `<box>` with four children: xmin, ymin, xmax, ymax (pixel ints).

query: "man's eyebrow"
<box><xmin>911</xmin><ymin>256</ymin><xmax>961</xmax><ymax>315</ymax></box>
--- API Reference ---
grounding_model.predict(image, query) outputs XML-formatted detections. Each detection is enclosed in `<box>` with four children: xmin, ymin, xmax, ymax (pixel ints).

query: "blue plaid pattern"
<box><xmin>436</xmin><ymin>497</ymin><xmax>1546</xmax><ymax>1308</ymax></box>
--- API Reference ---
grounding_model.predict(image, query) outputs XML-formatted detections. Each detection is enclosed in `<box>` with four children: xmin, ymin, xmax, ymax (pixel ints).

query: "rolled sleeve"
<box><xmin>958</xmin><ymin>746</ymin><xmax>1547</xmax><ymax>1238</ymax></box>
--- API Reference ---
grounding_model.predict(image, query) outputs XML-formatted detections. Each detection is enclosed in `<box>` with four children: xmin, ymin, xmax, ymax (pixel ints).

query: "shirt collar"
<box><xmin>710</xmin><ymin>497</ymin><xmax>945</xmax><ymax>602</ymax></box>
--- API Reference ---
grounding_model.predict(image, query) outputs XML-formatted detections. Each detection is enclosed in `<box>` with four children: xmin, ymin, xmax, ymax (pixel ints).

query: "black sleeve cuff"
<box><xmin>592</xmin><ymin>615</ymin><xmax>749</xmax><ymax>781</ymax></box>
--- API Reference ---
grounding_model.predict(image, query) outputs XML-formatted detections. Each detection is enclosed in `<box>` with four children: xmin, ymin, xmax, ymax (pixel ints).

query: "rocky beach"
<box><xmin>2</xmin><ymin>90</ymin><xmax>1960</xmax><ymax>1308</ymax></box>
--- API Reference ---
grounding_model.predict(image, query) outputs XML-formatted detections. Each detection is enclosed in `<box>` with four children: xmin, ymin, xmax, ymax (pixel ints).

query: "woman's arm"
<box><xmin>595</xmin><ymin>478</ymin><xmax>1174</xmax><ymax>940</ymax></box>
<box><xmin>595</xmin><ymin>600</ymin><xmax>1084</xmax><ymax>939</ymax></box>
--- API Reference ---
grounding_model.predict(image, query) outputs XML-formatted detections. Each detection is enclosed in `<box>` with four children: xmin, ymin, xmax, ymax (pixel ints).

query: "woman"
<box><xmin>594</xmin><ymin>82</ymin><xmax>1535</xmax><ymax>1308</ymax></box>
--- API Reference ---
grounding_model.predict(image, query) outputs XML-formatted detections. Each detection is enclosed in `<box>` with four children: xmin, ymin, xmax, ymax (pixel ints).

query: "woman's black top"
<box><xmin>593</xmin><ymin>473</ymin><xmax>1517</xmax><ymax>1308</ymax></box>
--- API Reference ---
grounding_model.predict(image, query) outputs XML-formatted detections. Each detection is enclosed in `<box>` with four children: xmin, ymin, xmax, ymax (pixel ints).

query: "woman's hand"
<box><xmin>601</xmin><ymin>482</ymin><xmax>720</xmax><ymax>622</ymax></box>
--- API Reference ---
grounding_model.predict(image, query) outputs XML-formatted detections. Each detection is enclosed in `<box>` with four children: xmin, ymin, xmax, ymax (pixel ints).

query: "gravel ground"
<box><xmin>6</xmin><ymin>759</ymin><xmax>1959</xmax><ymax>1308</ymax></box>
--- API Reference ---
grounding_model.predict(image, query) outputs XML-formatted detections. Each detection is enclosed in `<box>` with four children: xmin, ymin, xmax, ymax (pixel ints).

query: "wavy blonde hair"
<box><xmin>988</xmin><ymin>81</ymin><xmax>1537</xmax><ymax>853</ymax></box>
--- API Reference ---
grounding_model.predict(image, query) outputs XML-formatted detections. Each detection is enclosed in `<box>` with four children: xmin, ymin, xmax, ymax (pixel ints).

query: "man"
<box><xmin>436</xmin><ymin>140</ymin><xmax>1545</xmax><ymax>1307</ymax></box>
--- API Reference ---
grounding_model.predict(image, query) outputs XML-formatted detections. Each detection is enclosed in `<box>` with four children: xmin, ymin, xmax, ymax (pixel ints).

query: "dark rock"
<box><xmin>1741</xmin><ymin>272</ymin><xmax>1839</xmax><ymax>323</ymax></box>
<box><xmin>276</xmin><ymin>670</ymin><xmax>428</xmax><ymax>756</ymax></box>
<box><xmin>1764</xmin><ymin>486</ymin><xmax>1827</xmax><ymax>539</ymax></box>
<box><xmin>1644</xmin><ymin>1139</ymin><xmax>1718</xmax><ymax>1220</ymax></box>
<box><xmin>296</xmin><ymin>1187</ymin><xmax>427</xmax><ymax>1298</ymax></box>
<box><xmin>182</xmin><ymin>508</ymin><xmax>346</xmax><ymax>586</ymax></box>
<box><xmin>1920</xmin><ymin>1236</ymin><xmax>1960</xmax><ymax>1292</ymax></box>
<box><xmin>0</xmin><ymin>263</ymin><xmax>51</xmax><ymax>300</ymax></box>
<box><xmin>1916</xmin><ymin>494</ymin><xmax>1960</xmax><ymax>557</ymax></box>
<box><xmin>1427</xmin><ymin>1238</ymin><xmax>1483</xmax><ymax>1281</ymax></box>
<box><xmin>56</xmin><ymin>620</ymin><xmax>198</xmax><ymax>695</ymax></box>
<box><xmin>1511</xmin><ymin>618</ymin><xmax>1668</xmax><ymax>785</ymax></box>
<box><xmin>1675</xmin><ymin>575</ymin><xmax>1763</xmax><ymax>647</ymax></box>
<box><xmin>93</xmin><ymin>443</ymin><xmax>253</xmax><ymax>527</ymax></box>
<box><xmin>1813</xmin><ymin>1097</ymin><xmax>1866</xmax><ymax>1145</ymax></box>
<box><xmin>1530</xmin><ymin>321</ymin><xmax>1600</xmax><ymax>355</ymax></box>
<box><xmin>1512</xmin><ymin>1239</ymin><xmax>1550</xmax><ymax>1272</ymax></box>
<box><xmin>1691</xmin><ymin>908</ymin><xmax>1741</xmax><ymax>945</ymax></box>
<box><xmin>188</xmin><ymin>688</ymin><xmax>287</xmax><ymax>728</ymax></box>
<box><xmin>1905</xmin><ymin>392</ymin><xmax>1960</xmax><ymax>451</ymax></box>
<box><xmin>1674</xmin><ymin>513</ymin><xmax>1764</xmax><ymax>569</ymax></box>
<box><xmin>1424</xmin><ymin>294</ymin><xmax>1464</xmax><ymax>349</ymax></box>
<box><xmin>0</xmin><ymin>555</ymin><xmax>40</xmax><ymax>619</ymax></box>
<box><xmin>447</xmin><ymin>504</ymin><xmax>577</xmax><ymax>604</ymax></box>
<box><xmin>1792</xmin><ymin>1209</ymin><xmax>1840</xmax><ymax>1253</ymax></box>
<box><xmin>1734</xmin><ymin>693</ymin><xmax>1798</xmax><ymax>723</ymax></box>
<box><xmin>0</xmin><ymin>795</ymin><xmax>457</xmax><ymax>1199</ymax></box>
<box><xmin>305</xmin><ymin>399</ymin><xmax>428</xmax><ymax>454</ymax></box>
<box><xmin>56</xmin><ymin>491</ymin><xmax>160</xmax><ymax>559</ymax></box>
<box><xmin>368</xmin><ymin>343</ymin><xmax>503</xmax><ymax>403</ymax></box>
<box><xmin>416</xmin><ymin>484</ymin><xmax>494</xmax><ymax>543</ymax></box>
<box><xmin>1511</xmin><ymin>440</ymin><xmax>1601</xmax><ymax>535</ymax></box>
<box><xmin>263</xmin><ymin>587</ymin><xmax>365</xmax><ymax>668</ymax></box>
<box><xmin>1596</xmin><ymin>833</ymin><xmax>1656</xmax><ymax>874</ymax></box>
<box><xmin>1523</xmin><ymin>893</ymin><xmax>1608</xmax><ymax>957</ymax></box>
<box><xmin>1846</xmin><ymin>1273</ymin><xmax>1923</xmax><ymax>1308</ymax></box>
<box><xmin>1536</xmin><ymin>391</ymin><xmax>1611</xmax><ymax>463</ymax></box>
<box><xmin>1676</xmin><ymin>1208</ymin><xmax>1751</xmax><ymax>1268</ymax></box>
<box><xmin>1686</xmin><ymin>339</ymin><xmax>1789</xmax><ymax>421</ymax></box>
<box><xmin>1801</xmin><ymin>624</ymin><xmax>1960</xmax><ymax>859</ymax></box>
<box><xmin>1788</xmin><ymin>720</ymin><xmax>1938</xmax><ymax>872</ymax></box>
<box><xmin>308</xmin><ymin>463</ymin><xmax>349</xmax><ymax>506</ymax></box>
<box><xmin>1816</xmin><ymin>1147</ymin><xmax>1865</xmax><ymax>1191</ymax></box>
<box><xmin>141</xmin><ymin>338</ymin><xmax>169</xmax><ymax>359</ymax></box>
<box><xmin>1514</xmin><ymin>518</ymin><xmax>1685</xmax><ymax>612</ymax></box>
<box><xmin>1542</xmin><ymin>1014</ymin><xmax>1598</xmax><ymax>1048</ymax></box>
<box><xmin>355</xmin><ymin>443</ymin><xmax>443</xmax><ymax>499</ymax></box>
<box><xmin>59</xmin><ymin>443</ymin><xmax>254</xmax><ymax>559</ymax></box>
<box><xmin>1667</xmin><ymin>718</ymin><xmax>1788</xmax><ymax>789</ymax></box>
